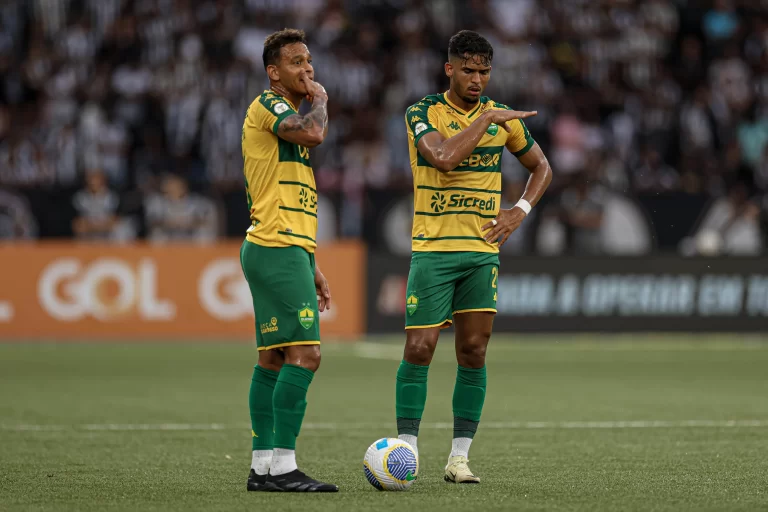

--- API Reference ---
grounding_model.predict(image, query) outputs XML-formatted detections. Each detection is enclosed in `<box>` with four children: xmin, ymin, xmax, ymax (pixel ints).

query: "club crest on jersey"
<box><xmin>298</xmin><ymin>306</ymin><xmax>315</xmax><ymax>329</ymax></box>
<box><xmin>406</xmin><ymin>294</ymin><xmax>419</xmax><ymax>315</ymax></box>
<box><xmin>274</xmin><ymin>102</ymin><xmax>289</xmax><ymax>115</ymax></box>
<box><xmin>486</xmin><ymin>123</ymin><xmax>499</xmax><ymax>136</ymax></box>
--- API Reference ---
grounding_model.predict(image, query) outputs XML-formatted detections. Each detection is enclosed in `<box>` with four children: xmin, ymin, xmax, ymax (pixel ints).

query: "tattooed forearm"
<box><xmin>280</xmin><ymin>114</ymin><xmax>313</xmax><ymax>132</ymax></box>
<box><xmin>307</xmin><ymin>100</ymin><xmax>328</xmax><ymax>130</ymax></box>
<box><xmin>279</xmin><ymin>99</ymin><xmax>327</xmax><ymax>134</ymax></box>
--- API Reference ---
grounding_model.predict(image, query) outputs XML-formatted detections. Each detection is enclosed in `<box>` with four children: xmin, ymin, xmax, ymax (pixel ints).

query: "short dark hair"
<box><xmin>448</xmin><ymin>30</ymin><xmax>493</xmax><ymax>66</ymax></box>
<box><xmin>262</xmin><ymin>28</ymin><xmax>307</xmax><ymax>69</ymax></box>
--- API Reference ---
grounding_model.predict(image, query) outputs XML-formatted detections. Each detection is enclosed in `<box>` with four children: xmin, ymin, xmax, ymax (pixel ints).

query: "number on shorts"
<box><xmin>491</xmin><ymin>267</ymin><xmax>498</xmax><ymax>288</ymax></box>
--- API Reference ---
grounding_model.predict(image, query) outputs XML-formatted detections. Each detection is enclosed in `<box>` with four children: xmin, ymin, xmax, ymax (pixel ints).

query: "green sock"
<box><xmin>250</xmin><ymin>365</ymin><xmax>278</xmax><ymax>450</ymax></box>
<box><xmin>273</xmin><ymin>364</ymin><xmax>314</xmax><ymax>450</ymax></box>
<box><xmin>453</xmin><ymin>365</ymin><xmax>486</xmax><ymax>439</ymax></box>
<box><xmin>395</xmin><ymin>360</ymin><xmax>429</xmax><ymax>436</ymax></box>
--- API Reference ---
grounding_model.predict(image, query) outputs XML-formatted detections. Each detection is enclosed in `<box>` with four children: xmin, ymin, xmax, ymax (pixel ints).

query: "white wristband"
<box><xmin>515</xmin><ymin>199</ymin><xmax>532</xmax><ymax>215</ymax></box>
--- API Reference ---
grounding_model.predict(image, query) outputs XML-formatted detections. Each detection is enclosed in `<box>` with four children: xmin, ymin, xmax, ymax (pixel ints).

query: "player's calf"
<box><xmin>396</xmin><ymin>327</ymin><xmax>440</xmax><ymax>460</ymax></box>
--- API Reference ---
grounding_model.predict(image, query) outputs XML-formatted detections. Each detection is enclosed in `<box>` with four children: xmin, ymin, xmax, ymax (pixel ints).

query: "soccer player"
<box><xmin>240</xmin><ymin>28</ymin><xmax>337</xmax><ymax>493</ymax></box>
<box><xmin>396</xmin><ymin>30</ymin><xmax>553</xmax><ymax>483</ymax></box>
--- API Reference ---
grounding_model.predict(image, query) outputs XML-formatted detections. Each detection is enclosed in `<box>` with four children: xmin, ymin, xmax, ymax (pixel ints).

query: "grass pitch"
<box><xmin>1</xmin><ymin>336</ymin><xmax>768</xmax><ymax>511</ymax></box>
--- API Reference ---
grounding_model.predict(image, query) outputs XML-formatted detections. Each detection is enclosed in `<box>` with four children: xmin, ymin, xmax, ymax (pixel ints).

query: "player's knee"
<box><xmin>457</xmin><ymin>335</ymin><xmax>489</xmax><ymax>368</ymax></box>
<box><xmin>404</xmin><ymin>330</ymin><xmax>439</xmax><ymax>366</ymax></box>
<box><xmin>283</xmin><ymin>345</ymin><xmax>322</xmax><ymax>373</ymax></box>
<box><xmin>258</xmin><ymin>349</ymin><xmax>284</xmax><ymax>372</ymax></box>
<box><xmin>303</xmin><ymin>352</ymin><xmax>321</xmax><ymax>373</ymax></box>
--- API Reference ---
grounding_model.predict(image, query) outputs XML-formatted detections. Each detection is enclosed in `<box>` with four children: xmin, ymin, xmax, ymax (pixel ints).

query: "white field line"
<box><xmin>2</xmin><ymin>419</ymin><xmax>768</xmax><ymax>433</ymax></box>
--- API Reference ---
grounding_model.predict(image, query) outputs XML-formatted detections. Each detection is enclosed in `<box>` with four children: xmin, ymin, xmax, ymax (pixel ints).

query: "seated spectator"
<box><xmin>0</xmin><ymin>188</ymin><xmax>38</xmax><ymax>239</ymax></box>
<box><xmin>72</xmin><ymin>169</ymin><xmax>129</xmax><ymax>241</ymax></box>
<box><xmin>559</xmin><ymin>172</ymin><xmax>607</xmax><ymax>255</ymax></box>
<box><xmin>144</xmin><ymin>173</ymin><xmax>218</xmax><ymax>243</ymax></box>
<box><xmin>684</xmin><ymin>179</ymin><xmax>762</xmax><ymax>256</ymax></box>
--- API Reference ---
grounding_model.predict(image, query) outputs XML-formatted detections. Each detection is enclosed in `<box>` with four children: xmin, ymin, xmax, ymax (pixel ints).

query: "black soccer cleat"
<box><xmin>247</xmin><ymin>469</ymin><xmax>281</xmax><ymax>492</ymax></box>
<box><xmin>267</xmin><ymin>469</ymin><xmax>339</xmax><ymax>492</ymax></box>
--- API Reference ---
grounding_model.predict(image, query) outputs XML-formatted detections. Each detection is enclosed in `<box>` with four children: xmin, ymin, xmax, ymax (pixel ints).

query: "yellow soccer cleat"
<box><xmin>444</xmin><ymin>455</ymin><xmax>480</xmax><ymax>484</ymax></box>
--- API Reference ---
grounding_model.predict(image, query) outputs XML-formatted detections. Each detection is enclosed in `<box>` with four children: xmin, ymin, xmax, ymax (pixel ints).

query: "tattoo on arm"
<box><xmin>278</xmin><ymin>99</ymin><xmax>328</xmax><ymax>134</ymax></box>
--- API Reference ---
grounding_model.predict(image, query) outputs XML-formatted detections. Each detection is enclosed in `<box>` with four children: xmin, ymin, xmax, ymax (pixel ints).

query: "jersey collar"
<box><xmin>443</xmin><ymin>91</ymin><xmax>483</xmax><ymax>118</ymax></box>
<box><xmin>268</xmin><ymin>88</ymin><xmax>299</xmax><ymax>111</ymax></box>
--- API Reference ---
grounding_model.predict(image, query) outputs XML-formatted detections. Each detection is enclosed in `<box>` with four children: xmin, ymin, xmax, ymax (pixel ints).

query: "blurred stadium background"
<box><xmin>0</xmin><ymin>0</ymin><xmax>767</xmax><ymax>337</ymax></box>
<box><xmin>1</xmin><ymin>1</ymin><xmax>768</xmax><ymax>511</ymax></box>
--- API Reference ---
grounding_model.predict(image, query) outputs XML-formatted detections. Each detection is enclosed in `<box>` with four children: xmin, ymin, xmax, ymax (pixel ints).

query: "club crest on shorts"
<box><xmin>298</xmin><ymin>306</ymin><xmax>315</xmax><ymax>329</ymax></box>
<box><xmin>406</xmin><ymin>294</ymin><xmax>419</xmax><ymax>316</ymax></box>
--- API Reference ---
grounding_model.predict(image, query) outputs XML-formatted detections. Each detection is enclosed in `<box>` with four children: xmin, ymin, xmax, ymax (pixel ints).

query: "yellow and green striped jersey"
<box><xmin>405</xmin><ymin>92</ymin><xmax>535</xmax><ymax>253</ymax></box>
<box><xmin>242</xmin><ymin>90</ymin><xmax>317</xmax><ymax>253</ymax></box>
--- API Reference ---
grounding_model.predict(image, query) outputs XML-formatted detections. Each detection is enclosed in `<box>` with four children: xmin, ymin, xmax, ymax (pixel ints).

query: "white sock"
<box><xmin>269</xmin><ymin>448</ymin><xmax>297</xmax><ymax>476</ymax></box>
<box><xmin>251</xmin><ymin>450</ymin><xmax>272</xmax><ymax>476</ymax></box>
<box><xmin>449</xmin><ymin>437</ymin><xmax>472</xmax><ymax>458</ymax></box>
<box><xmin>398</xmin><ymin>434</ymin><xmax>418</xmax><ymax>456</ymax></box>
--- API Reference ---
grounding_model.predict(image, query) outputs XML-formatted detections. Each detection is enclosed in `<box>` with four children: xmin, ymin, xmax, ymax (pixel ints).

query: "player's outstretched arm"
<box><xmin>275</xmin><ymin>75</ymin><xmax>328</xmax><ymax>148</ymax></box>
<box><xmin>417</xmin><ymin>109</ymin><xmax>537</xmax><ymax>173</ymax></box>
<box><xmin>482</xmin><ymin>143</ymin><xmax>552</xmax><ymax>247</ymax></box>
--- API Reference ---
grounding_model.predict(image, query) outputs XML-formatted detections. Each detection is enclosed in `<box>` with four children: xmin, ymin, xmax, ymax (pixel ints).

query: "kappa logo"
<box><xmin>298</xmin><ymin>305</ymin><xmax>315</xmax><ymax>329</ymax></box>
<box><xmin>273</xmin><ymin>102</ymin><xmax>289</xmax><ymax>115</ymax></box>
<box><xmin>448</xmin><ymin>121</ymin><xmax>461</xmax><ymax>131</ymax></box>
<box><xmin>406</xmin><ymin>294</ymin><xmax>419</xmax><ymax>316</ymax></box>
<box><xmin>430</xmin><ymin>192</ymin><xmax>446</xmax><ymax>212</ymax></box>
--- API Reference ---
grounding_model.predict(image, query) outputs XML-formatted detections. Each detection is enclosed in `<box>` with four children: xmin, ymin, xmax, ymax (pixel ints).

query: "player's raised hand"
<box><xmin>483</xmin><ymin>109</ymin><xmax>537</xmax><ymax>132</ymax></box>
<box><xmin>299</xmin><ymin>71</ymin><xmax>328</xmax><ymax>104</ymax></box>
<box><xmin>481</xmin><ymin>207</ymin><xmax>527</xmax><ymax>247</ymax></box>
<box><xmin>315</xmin><ymin>266</ymin><xmax>332</xmax><ymax>312</ymax></box>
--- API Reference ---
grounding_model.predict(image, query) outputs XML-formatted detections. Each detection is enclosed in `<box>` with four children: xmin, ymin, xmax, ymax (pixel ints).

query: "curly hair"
<box><xmin>262</xmin><ymin>28</ymin><xmax>307</xmax><ymax>69</ymax></box>
<box><xmin>448</xmin><ymin>30</ymin><xmax>493</xmax><ymax>67</ymax></box>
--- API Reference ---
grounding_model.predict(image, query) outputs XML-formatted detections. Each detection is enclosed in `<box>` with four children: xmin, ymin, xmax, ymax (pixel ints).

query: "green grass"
<box><xmin>1</xmin><ymin>336</ymin><xmax>768</xmax><ymax>511</ymax></box>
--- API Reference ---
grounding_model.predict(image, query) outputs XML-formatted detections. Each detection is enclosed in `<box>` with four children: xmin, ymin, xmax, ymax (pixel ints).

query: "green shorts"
<box><xmin>240</xmin><ymin>240</ymin><xmax>320</xmax><ymax>351</ymax></box>
<box><xmin>405</xmin><ymin>251</ymin><xmax>499</xmax><ymax>330</ymax></box>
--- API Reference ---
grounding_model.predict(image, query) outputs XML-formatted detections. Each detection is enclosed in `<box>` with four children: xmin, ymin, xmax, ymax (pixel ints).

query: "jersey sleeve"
<box><xmin>256</xmin><ymin>93</ymin><xmax>299</xmax><ymax>134</ymax></box>
<box><xmin>494</xmin><ymin>102</ymin><xmax>535</xmax><ymax>157</ymax></box>
<box><xmin>405</xmin><ymin>102</ymin><xmax>438</xmax><ymax>147</ymax></box>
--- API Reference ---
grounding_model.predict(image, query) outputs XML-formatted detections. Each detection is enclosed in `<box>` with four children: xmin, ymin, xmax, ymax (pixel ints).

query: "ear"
<box><xmin>266</xmin><ymin>64</ymin><xmax>280</xmax><ymax>82</ymax></box>
<box><xmin>444</xmin><ymin>61</ymin><xmax>453</xmax><ymax>78</ymax></box>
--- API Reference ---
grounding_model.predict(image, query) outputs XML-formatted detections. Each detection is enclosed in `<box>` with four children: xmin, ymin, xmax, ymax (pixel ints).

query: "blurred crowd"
<box><xmin>1</xmin><ymin>0</ymin><xmax>768</xmax><ymax>255</ymax></box>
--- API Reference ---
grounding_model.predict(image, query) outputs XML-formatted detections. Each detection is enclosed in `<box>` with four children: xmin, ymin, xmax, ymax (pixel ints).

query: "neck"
<box><xmin>270</xmin><ymin>84</ymin><xmax>303</xmax><ymax>110</ymax></box>
<box><xmin>446</xmin><ymin>88</ymin><xmax>478</xmax><ymax>113</ymax></box>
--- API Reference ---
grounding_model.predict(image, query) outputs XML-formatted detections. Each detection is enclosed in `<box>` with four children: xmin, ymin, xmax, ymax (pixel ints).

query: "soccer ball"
<box><xmin>363</xmin><ymin>438</ymin><xmax>418</xmax><ymax>491</ymax></box>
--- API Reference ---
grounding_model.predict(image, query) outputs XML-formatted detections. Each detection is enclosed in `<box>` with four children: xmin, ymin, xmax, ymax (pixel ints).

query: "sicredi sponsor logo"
<box><xmin>447</xmin><ymin>194</ymin><xmax>496</xmax><ymax>211</ymax></box>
